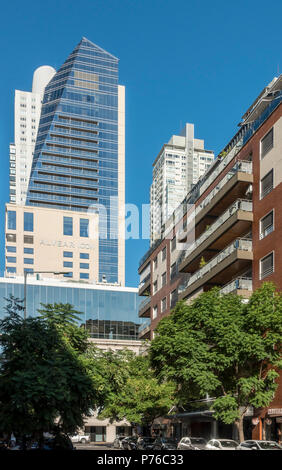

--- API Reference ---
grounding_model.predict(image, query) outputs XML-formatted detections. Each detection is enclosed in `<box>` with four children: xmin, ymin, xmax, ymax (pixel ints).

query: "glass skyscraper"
<box><xmin>26</xmin><ymin>38</ymin><xmax>125</xmax><ymax>284</ymax></box>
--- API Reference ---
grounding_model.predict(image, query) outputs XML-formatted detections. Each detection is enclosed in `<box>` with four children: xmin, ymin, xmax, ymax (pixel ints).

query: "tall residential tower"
<box><xmin>150</xmin><ymin>123</ymin><xmax>214</xmax><ymax>243</ymax></box>
<box><xmin>6</xmin><ymin>38</ymin><xmax>125</xmax><ymax>285</ymax></box>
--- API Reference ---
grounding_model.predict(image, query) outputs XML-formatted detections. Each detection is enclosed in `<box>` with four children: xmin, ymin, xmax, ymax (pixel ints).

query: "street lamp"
<box><xmin>23</xmin><ymin>270</ymin><xmax>71</xmax><ymax>320</ymax></box>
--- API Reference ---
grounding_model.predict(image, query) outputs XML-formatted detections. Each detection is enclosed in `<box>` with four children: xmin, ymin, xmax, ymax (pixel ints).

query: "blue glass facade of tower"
<box><xmin>26</xmin><ymin>38</ymin><xmax>120</xmax><ymax>283</ymax></box>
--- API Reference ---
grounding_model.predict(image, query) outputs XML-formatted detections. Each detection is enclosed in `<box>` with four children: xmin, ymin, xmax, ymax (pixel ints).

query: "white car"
<box><xmin>70</xmin><ymin>434</ymin><xmax>90</xmax><ymax>444</ymax></box>
<box><xmin>238</xmin><ymin>440</ymin><xmax>282</xmax><ymax>450</ymax></box>
<box><xmin>206</xmin><ymin>438</ymin><xmax>239</xmax><ymax>450</ymax></box>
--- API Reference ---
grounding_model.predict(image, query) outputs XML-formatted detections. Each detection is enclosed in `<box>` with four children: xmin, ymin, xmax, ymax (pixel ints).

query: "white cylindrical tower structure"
<box><xmin>32</xmin><ymin>65</ymin><xmax>56</xmax><ymax>94</ymax></box>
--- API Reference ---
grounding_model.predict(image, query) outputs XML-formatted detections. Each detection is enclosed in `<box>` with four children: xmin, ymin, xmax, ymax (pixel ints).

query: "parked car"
<box><xmin>238</xmin><ymin>440</ymin><xmax>282</xmax><ymax>450</ymax></box>
<box><xmin>178</xmin><ymin>437</ymin><xmax>207</xmax><ymax>450</ymax></box>
<box><xmin>70</xmin><ymin>434</ymin><xmax>90</xmax><ymax>444</ymax></box>
<box><xmin>206</xmin><ymin>439</ymin><xmax>239</xmax><ymax>450</ymax></box>
<box><xmin>137</xmin><ymin>437</ymin><xmax>155</xmax><ymax>450</ymax></box>
<box><xmin>113</xmin><ymin>435</ymin><xmax>125</xmax><ymax>449</ymax></box>
<box><xmin>152</xmin><ymin>437</ymin><xmax>178</xmax><ymax>450</ymax></box>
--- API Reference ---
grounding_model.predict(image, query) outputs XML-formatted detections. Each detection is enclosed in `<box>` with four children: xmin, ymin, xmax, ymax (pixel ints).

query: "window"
<box><xmin>261</xmin><ymin>128</ymin><xmax>273</xmax><ymax>159</ymax></box>
<box><xmin>64</xmin><ymin>272</ymin><xmax>73</xmax><ymax>278</ymax></box>
<box><xmin>64</xmin><ymin>261</ymin><xmax>73</xmax><ymax>268</ymax></box>
<box><xmin>24</xmin><ymin>212</ymin><xmax>34</xmax><ymax>232</ymax></box>
<box><xmin>162</xmin><ymin>246</ymin><xmax>167</xmax><ymax>261</ymax></box>
<box><xmin>153</xmin><ymin>256</ymin><xmax>158</xmax><ymax>270</ymax></box>
<box><xmin>161</xmin><ymin>297</ymin><xmax>167</xmax><ymax>312</ymax></box>
<box><xmin>63</xmin><ymin>251</ymin><xmax>73</xmax><ymax>258</ymax></box>
<box><xmin>7</xmin><ymin>246</ymin><xmax>16</xmax><ymax>253</ymax></box>
<box><xmin>80</xmin><ymin>263</ymin><xmax>89</xmax><ymax>269</ymax></box>
<box><xmin>170</xmin><ymin>262</ymin><xmax>177</xmax><ymax>280</ymax></box>
<box><xmin>170</xmin><ymin>289</ymin><xmax>178</xmax><ymax>308</ymax></box>
<box><xmin>261</xmin><ymin>170</ymin><xmax>273</xmax><ymax>199</ymax></box>
<box><xmin>171</xmin><ymin>236</ymin><xmax>176</xmax><ymax>252</ymax></box>
<box><xmin>6</xmin><ymin>234</ymin><xmax>16</xmax><ymax>243</ymax></box>
<box><xmin>24</xmin><ymin>235</ymin><xmax>33</xmax><ymax>244</ymax></box>
<box><xmin>260</xmin><ymin>211</ymin><xmax>274</xmax><ymax>239</ymax></box>
<box><xmin>24</xmin><ymin>247</ymin><xmax>34</xmax><ymax>254</ymax></box>
<box><xmin>24</xmin><ymin>258</ymin><xmax>34</xmax><ymax>265</ymax></box>
<box><xmin>24</xmin><ymin>268</ymin><xmax>33</xmax><ymax>273</ymax></box>
<box><xmin>260</xmin><ymin>252</ymin><xmax>274</xmax><ymax>279</ymax></box>
<box><xmin>64</xmin><ymin>217</ymin><xmax>73</xmax><ymax>236</ymax></box>
<box><xmin>7</xmin><ymin>211</ymin><xmax>16</xmax><ymax>230</ymax></box>
<box><xmin>153</xmin><ymin>280</ymin><xmax>158</xmax><ymax>294</ymax></box>
<box><xmin>80</xmin><ymin>218</ymin><xmax>89</xmax><ymax>237</ymax></box>
<box><xmin>152</xmin><ymin>306</ymin><xmax>158</xmax><ymax>319</ymax></box>
<box><xmin>7</xmin><ymin>256</ymin><xmax>16</xmax><ymax>263</ymax></box>
<box><xmin>7</xmin><ymin>267</ymin><xmax>16</xmax><ymax>273</ymax></box>
<box><xmin>80</xmin><ymin>273</ymin><xmax>89</xmax><ymax>279</ymax></box>
<box><xmin>80</xmin><ymin>253</ymin><xmax>89</xmax><ymax>259</ymax></box>
<box><xmin>161</xmin><ymin>272</ymin><xmax>166</xmax><ymax>287</ymax></box>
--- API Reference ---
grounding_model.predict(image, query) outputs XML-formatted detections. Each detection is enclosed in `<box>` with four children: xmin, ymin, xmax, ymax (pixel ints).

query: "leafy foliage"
<box><xmin>88</xmin><ymin>349</ymin><xmax>176</xmax><ymax>426</ymax></box>
<box><xmin>150</xmin><ymin>283</ymin><xmax>282</xmax><ymax>440</ymax></box>
<box><xmin>0</xmin><ymin>297</ymin><xmax>103</xmax><ymax>439</ymax></box>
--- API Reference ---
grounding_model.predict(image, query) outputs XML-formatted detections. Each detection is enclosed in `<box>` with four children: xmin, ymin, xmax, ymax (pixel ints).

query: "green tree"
<box><xmin>150</xmin><ymin>283</ymin><xmax>282</xmax><ymax>442</ymax></box>
<box><xmin>0</xmin><ymin>297</ymin><xmax>103</xmax><ymax>445</ymax></box>
<box><xmin>88</xmin><ymin>348</ymin><xmax>176</xmax><ymax>429</ymax></box>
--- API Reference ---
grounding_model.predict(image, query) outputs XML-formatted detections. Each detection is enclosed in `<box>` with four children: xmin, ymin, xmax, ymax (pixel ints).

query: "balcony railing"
<box><xmin>179</xmin><ymin>238</ymin><xmax>253</xmax><ymax>293</ymax></box>
<box><xmin>138</xmin><ymin>319</ymin><xmax>151</xmax><ymax>334</ymax></box>
<box><xmin>184</xmin><ymin>199</ymin><xmax>252</xmax><ymax>258</ymax></box>
<box><xmin>138</xmin><ymin>296</ymin><xmax>151</xmax><ymax>312</ymax></box>
<box><xmin>220</xmin><ymin>277</ymin><xmax>252</xmax><ymax>295</ymax></box>
<box><xmin>195</xmin><ymin>161</ymin><xmax>253</xmax><ymax>216</ymax></box>
<box><xmin>138</xmin><ymin>273</ymin><xmax>151</xmax><ymax>290</ymax></box>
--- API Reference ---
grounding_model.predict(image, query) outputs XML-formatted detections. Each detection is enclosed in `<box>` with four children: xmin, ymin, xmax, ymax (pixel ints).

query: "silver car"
<box><xmin>238</xmin><ymin>440</ymin><xmax>282</xmax><ymax>450</ymax></box>
<box><xmin>178</xmin><ymin>437</ymin><xmax>207</xmax><ymax>450</ymax></box>
<box><xmin>206</xmin><ymin>439</ymin><xmax>239</xmax><ymax>450</ymax></box>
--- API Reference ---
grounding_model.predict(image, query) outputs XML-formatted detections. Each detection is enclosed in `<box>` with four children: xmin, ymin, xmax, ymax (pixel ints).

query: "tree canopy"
<box><xmin>0</xmin><ymin>298</ymin><xmax>103</xmax><ymax>441</ymax></box>
<box><xmin>150</xmin><ymin>283</ymin><xmax>282</xmax><ymax>441</ymax></box>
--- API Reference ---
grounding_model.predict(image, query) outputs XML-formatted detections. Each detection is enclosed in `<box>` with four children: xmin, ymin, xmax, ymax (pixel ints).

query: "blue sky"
<box><xmin>0</xmin><ymin>0</ymin><xmax>281</xmax><ymax>286</ymax></box>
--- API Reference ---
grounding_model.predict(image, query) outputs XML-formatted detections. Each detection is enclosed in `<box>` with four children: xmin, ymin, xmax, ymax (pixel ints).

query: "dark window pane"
<box><xmin>64</xmin><ymin>217</ymin><xmax>73</xmax><ymax>236</ymax></box>
<box><xmin>80</xmin><ymin>218</ymin><xmax>89</xmax><ymax>237</ymax></box>
<box><xmin>7</xmin><ymin>211</ymin><xmax>16</xmax><ymax>230</ymax></box>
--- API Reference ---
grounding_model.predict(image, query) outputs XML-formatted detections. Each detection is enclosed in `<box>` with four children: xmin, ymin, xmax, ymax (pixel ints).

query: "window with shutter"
<box><xmin>261</xmin><ymin>128</ymin><xmax>273</xmax><ymax>159</ymax></box>
<box><xmin>261</xmin><ymin>170</ymin><xmax>273</xmax><ymax>199</ymax></box>
<box><xmin>260</xmin><ymin>252</ymin><xmax>274</xmax><ymax>279</ymax></box>
<box><xmin>260</xmin><ymin>211</ymin><xmax>274</xmax><ymax>239</ymax></box>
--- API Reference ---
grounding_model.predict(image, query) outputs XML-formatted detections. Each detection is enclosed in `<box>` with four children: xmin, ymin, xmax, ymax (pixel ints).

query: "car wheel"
<box><xmin>81</xmin><ymin>439</ymin><xmax>86</xmax><ymax>444</ymax></box>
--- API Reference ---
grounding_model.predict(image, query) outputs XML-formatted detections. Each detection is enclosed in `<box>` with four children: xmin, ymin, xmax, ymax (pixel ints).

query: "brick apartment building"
<box><xmin>138</xmin><ymin>74</ymin><xmax>282</xmax><ymax>440</ymax></box>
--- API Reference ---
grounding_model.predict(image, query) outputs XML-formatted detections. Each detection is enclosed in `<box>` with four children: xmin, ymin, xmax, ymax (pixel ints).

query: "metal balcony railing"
<box><xmin>195</xmin><ymin>161</ymin><xmax>253</xmax><ymax>216</ymax></box>
<box><xmin>138</xmin><ymin>273</ymin><xmax>151</xmax><ymax>290</ymax></box>
<box><xmin>184</xmin><ymin>199</ymin><xmax>252</xmax><ymax>258</ymax></box>
<box><xmin>138</xmin><ymin>319</ymin><xmax>151</xmax><ymax>334</ymax></box>
<box><xmin>179</xmin><ymin>238</ymin><xmax>253</xmax><ymax>293</ymax></box>
<box><xmin>220</xmin><ymin>277</ymin><xmax>252</xmax><ymax>295</ymax></box>
<box><xmin>138</xmin><ymin>296</ymin><xmax>151</xmax><ymax>312</ymax></box>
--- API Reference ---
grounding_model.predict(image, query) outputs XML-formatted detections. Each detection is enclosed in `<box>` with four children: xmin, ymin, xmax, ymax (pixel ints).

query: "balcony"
<box><xmin>138</xmin><ymin>273</ymin><xmax>151</xmax><ymax>296</ymax></box>
<box><xmin>138</xmin><ymin>320</ymin><xmax>151</xmax><ymax>340</ymax></box>
<box><xmin>179</xmin><ymin>238</ymin><xmax>253</xmax><ymax>300</ymax></box>
<box><xmin>179</xmin><ymin>199</ymin><xmax>253</xmax><ymax>273</ymax></box>
<box><xmin>138</xmin><ymin>296</ymin><xmax>151</xmax><ymax>318</ymax></box>
<box><xmin>220</xmin><ymin>277</ymin><xmax>252</xmax><ymax>297</ymax></box>
<box><xmin>195</xmin><ymin>161</ymin><xmax>253</xmax><ymax>222</ymax></box>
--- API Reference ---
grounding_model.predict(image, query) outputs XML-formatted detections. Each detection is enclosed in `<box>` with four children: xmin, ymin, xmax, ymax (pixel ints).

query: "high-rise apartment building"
<box><xmin>9</xmin><ymin>66</ymin><xmax>56</xmax><ymax>205</ymax></box>
<box><xmin>150</xmin><ymin>123</ymin><xmax>214</xmax><ymax>242</ymax></box>
<box><xmin>7</xmin><ymin>37</ymin><xmax>125</xmax><ymax>285</ymax></box>
<box><xmin>138</xmin><ymin>74</ymin><xmax>282</xmax><ymax>441</ymax></box>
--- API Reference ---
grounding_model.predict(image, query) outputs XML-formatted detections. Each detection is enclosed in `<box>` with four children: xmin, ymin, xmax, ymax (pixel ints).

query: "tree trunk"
<box><xmin>235</xmin><ymin>416</ymin><xmax>245</xmax><ymax>443</ymax></box>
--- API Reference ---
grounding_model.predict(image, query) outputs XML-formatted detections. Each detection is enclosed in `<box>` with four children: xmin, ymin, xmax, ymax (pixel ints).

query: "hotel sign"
<box><xmin>40</xmin><ymin>240</ymin><xmax>94</xmax><ymax>250</ymax></box>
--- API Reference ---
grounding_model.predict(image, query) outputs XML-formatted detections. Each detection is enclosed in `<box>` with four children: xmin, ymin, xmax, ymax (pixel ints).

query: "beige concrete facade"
<box><xmin>5</xmin><ymin>203</ymin><xmax>99</xmax><ymax>283</ymax></box>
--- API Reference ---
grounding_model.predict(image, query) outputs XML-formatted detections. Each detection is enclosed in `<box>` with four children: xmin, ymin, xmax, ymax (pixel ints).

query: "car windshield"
<box><xmin>143</xmin><ymin>438</ymin><xmax>154</xmax><ymax>442</ymax></box>
<box><xmin>259</xmin><ymin>441</ymin><xmax>281</xmax><ymax>450</ymax></box>
<box><xmin>220</xmin><ymin>440</ymin><xmax>238</xmax><ymax>448</ymax></box>
<box><xmin>190</xmin><ymin>438</ymin><xmax>206</xmax><ymax>445</ymax></box>
<box><xmin>163</xmin><ymin>438</ymin><xmax>177</xmax><ymax>444</ymax></box>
